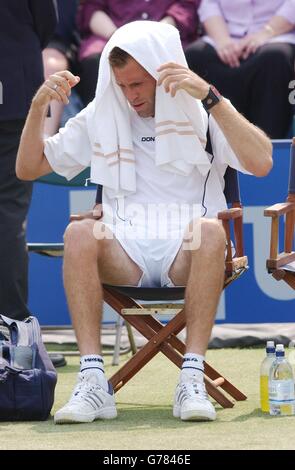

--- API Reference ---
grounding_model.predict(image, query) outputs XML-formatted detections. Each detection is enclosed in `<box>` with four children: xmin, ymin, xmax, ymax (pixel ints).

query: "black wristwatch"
<box><xmin>202</xmin><ymin>85</ymin><xmax>222</xmax><ymax>111</ymax></box>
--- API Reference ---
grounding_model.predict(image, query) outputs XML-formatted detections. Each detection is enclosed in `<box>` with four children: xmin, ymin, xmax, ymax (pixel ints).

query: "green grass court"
<box><xmin>1</xmin><ymin>348</ymin><xmax>295</xmax><ymax>450</ymax></box>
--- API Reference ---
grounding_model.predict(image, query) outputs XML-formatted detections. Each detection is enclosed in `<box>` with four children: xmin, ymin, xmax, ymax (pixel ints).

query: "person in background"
<box><xmin>0</xmin><ymin>0</ymin><xmax>57</xmax><ymax>321</ymax></box>
<box><xmin>43</xmin><ymin>0</ymin><xmax>80</xmax><ymax>138</ymax></box>
<box><xmin>77</xmin><ymin>0</ymin><xmax>201</xmax><ymax>106</ymax></box>
<box><xmin>186</xmin><ymin>0</ymin><xmax>295</xmax><ymax>138</ymax></box>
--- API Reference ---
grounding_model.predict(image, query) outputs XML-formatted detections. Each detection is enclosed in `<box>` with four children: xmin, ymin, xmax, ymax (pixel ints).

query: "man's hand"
<box><xmin>32</xmin><ymin>70</ymin><xmax>80</xmax><ymax>108</ymax></box>
<box><xmin>157</xmin><ymin>63</ymin><xmax>209</xmax><ymax>100</ymax></box>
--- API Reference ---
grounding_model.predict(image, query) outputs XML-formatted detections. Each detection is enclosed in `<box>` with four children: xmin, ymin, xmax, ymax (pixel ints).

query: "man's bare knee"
<box><xmin>199</xmin><ymin>219</ymin><xmax>226</xmax><ymax>254</ymax></box>
<box><xmin>64</xmin><ymin>219</ymin><xmax>115</xmax><ymax>262</ymax></box>
<box><xmin>64</xmin><ymin>220</ymin><xmax>97</xmax><ymax>257</ymax></box>
<box><xmin>183</xmin><ymin>218</ymin><xmax>225</xmax><ymax>254</ymax></box>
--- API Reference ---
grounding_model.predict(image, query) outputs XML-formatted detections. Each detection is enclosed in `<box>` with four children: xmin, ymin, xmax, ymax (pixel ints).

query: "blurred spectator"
<box><xmin>0</xmin><ymin>0</ymin><xmax>56</xmax><ymax>320</ymax></box>
<box><xmin>43</xmin><ymin>0</ymin><xmax>81</xmax><ymax>137</ymax></box>
<box><xmin>77</xmin><ymin>0</ymin><xmax>201</xmax><ymax>105</ymax></box>
<box><xmin>186</xmin><ymin>0</ymin><xmax>295</xmax><ymax>138</ymax></box>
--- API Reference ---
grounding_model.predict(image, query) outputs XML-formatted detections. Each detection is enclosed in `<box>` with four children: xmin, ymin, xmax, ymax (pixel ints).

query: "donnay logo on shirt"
<box><xmin>141</xmin><ymin>136</ymin><xmax>155</xmax><ymax>142</ymax></box>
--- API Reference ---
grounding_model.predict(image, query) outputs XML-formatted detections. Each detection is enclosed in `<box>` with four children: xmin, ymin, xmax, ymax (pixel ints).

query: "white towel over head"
<box><xmin>86</xmin><ymin>20</ymin><xmax>211</xmax><ymax>199</ymax></box>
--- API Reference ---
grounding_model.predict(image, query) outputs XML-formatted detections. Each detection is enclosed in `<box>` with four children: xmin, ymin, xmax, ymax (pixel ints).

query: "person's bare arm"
<box><xmin>89</xmin><ymin>10</ymin><xmax>117</xmax><ymax>38</ymax></box>
<box><xmin>161</xmin><ymin>16</ymin><xmax>176</xmax><ymax>27</ymax></box>
<box><xmin>208</xmin><ymin>99</ymin><xmax>273</xmax><ymax>176</ymax></box>
<box><xmin>157</xmin><ymin>63</ymin><xmax>273</xmax><ymax>177</ymax></box>
<box><xmin>265</xmin><ymin>15</ymin><xmax>295</xmax><ymax>36</ymax></box>
<box><xmin>240</xmin><ymin>15</ymin><xmax>295</xmax><ymax>59</ymax></box>
<box><xmin>16</xmin><ymin>70</ymin><xmax>80</xmax><ymax>180</ymax></box>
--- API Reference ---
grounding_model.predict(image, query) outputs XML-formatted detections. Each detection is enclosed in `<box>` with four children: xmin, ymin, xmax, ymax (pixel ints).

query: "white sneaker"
<box><xmin>173</xmin><ymin>373</ymin><xmax>216</xmax><ymax>422</ymax></box>
<box><xmin>54</xmin><ymin>371</ymin><xmax>117</xmax><ymax>424</ymax></box>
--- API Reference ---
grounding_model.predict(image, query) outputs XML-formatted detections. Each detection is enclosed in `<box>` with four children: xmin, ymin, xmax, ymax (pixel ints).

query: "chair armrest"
<box><xmin>27</xmin><ymin>242</ymin><xmax>64</xmax><ymax>257</ymax></box>
<box><xmin>70</xmin><ymin>206</ymin><xmax>103</xmax><ymax>222</ymax></box>
<box><xmin>217</xmin><ymin>208</ymin><xmax>242</xmax><ymax>220</ymax></box>
<box><xmin>217</xmin><ymin>206</ymin><xmax>245</xmax><ymax>274</ymax></box>
<box><xmin>264</xmin><ymin>200</ymin><xmax>295</xmax><ymax>269</ymax></box>
<box><xmin>264</xmin><ymin>202</ymin><xmax>295</xmax><ymax>217</ymax></box>
<box><xmin>267</xmin><ymin>252</ymin><xmax>295</xmax><ymax>270</ymax></box>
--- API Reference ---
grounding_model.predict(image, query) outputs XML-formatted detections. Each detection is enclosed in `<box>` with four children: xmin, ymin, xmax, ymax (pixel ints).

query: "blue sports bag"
<box><xmin>0</xmin><ymin>314</ymin><xmax>57</xmax><ymax>421</ymax></box>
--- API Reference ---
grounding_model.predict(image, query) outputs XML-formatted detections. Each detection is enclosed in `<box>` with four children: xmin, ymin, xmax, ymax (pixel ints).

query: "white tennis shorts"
<box><xmin>102</xmin><ymin>220</ymin><xmax>184</xmax><ymax>287</ymax></box>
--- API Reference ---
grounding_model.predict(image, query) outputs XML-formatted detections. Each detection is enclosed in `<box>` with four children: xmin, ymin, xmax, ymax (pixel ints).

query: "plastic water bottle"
<box><xmin>260</xmin><ymin>340</ymin><xmax>275</xmax><ymax>412</ymax></box>
<box><xmin>288</xmin><ymin>340</ymin><xmax>295</xmax><ymax>379</ymax></box>
<box><xmin>269</xmin><ymin>344</ymin><xmax>295</xmax><ymax>416</ymax></box>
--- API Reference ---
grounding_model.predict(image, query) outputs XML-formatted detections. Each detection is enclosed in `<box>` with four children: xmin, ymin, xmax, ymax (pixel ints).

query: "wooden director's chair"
<box><xmin>264</xmin><ymin>138</ymin><xmax>295</xmax><ymax>289</ymax></box>
<box><xmin>97</xmin><ymin>167</ymin><xmax>248</xmax><ymax>409</ymax></box>
<box><xmin>29</xmin><ymin>167</ymin><xmax>248</xmax><ymax>409</ymax></box>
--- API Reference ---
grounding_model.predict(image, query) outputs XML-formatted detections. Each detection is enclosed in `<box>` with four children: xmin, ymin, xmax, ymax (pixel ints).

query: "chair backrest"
<box><xmin>224</xmin><ymin>167</ymin><xmax>241</xmax><ymax>206</ymax></box>
<box><xmin>38</xmin><ymin>169</ymin><xmax>90</xmax><ymax>187</ymax></box>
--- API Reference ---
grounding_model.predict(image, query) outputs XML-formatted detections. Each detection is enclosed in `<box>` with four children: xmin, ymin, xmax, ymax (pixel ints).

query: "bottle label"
<box><xmin>260</xmin><ymin>376</ymin><xmax>270</xmax><ymax>412</ymax></box>
<box><xmin>269</xmin><ymin>379</ymin><xmax>295</xmax><ymax>403</ymax></box>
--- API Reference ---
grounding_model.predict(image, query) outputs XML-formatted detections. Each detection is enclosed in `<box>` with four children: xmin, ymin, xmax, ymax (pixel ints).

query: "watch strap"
<box><xmin>202</xmin><ymin>85</ymin><xmax>222</xmax><ymax>111</ymax></box>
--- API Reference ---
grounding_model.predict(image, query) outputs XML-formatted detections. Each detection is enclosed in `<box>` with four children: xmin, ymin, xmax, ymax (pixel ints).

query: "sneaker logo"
<box><xmin>82</xmin><ymin>358</ymin><xmax>103</xmax><ymax>362</ymax></box>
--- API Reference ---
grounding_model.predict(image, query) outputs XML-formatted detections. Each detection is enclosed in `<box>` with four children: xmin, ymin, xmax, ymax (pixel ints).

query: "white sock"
<box><xmin>80</xmin><ymin>354</ymin><xmax>108</xmax><ymax>391</ymax></box>
<box><xmin>181</xmin><ymin>353</ymin><xmax>205</xmax><ymax>382</ymax></box>
<box><xmin>80</xmin><ymin>354</ymin><xmax>104</xmax><ymax>374</ymax></box>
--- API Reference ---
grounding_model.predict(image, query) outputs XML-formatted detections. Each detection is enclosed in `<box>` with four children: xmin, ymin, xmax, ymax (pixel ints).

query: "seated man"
<box><xmin>16</xmin><ymin>21</ymin><xmax>272</xmax><ymax>424</ymax></box>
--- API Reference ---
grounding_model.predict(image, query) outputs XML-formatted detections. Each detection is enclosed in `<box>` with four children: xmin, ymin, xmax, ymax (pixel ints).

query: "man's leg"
<box><xmin>63</xmin><ymin>219</ymin><xmax>142</xmax><ymax>354</ymax></box>
<box><xmin>169</xmin><ymin>219</ymin><xmax>226</xmax><ymax>354</ymax></box>
<box><xmin>168</xmin><ymin>219</ymin><xmax>226</xmax><ymax>421</ymax></box>
<box><xmin>55</xmin><ymin>219</ymin><xmax>142</xmax><ymax>424</ymax></box>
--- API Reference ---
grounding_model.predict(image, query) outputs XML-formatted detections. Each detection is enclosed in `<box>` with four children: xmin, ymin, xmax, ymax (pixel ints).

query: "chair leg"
<box><xmin>110</xmin><ymin>340</ymin><xmax>160</xmax><ymax>392</ymax></box>
<box><xmin>143</xmin><ymin>315</ymin><xmax>247</xmax><ymax>402</ymax></box>
<box><xmin>112</xmin><ymin>315</ymin><xmax>124</xmax><ymax>366</ymax></box>
<box><xmin>125</xmin><ymin>321</ymin><xmax>137</xmax><ymax>355</ymax></box>
<box><xmin>272</xmin><ymin>270</ymin><xmax>295</xmax><ymax>289</ymax></box>
<box><xmin>128</xmin><ymin>315</ymin><xmax>241</xmax><ymax>407</ymax></box>
<box><xmin>109</xmin><ymin>312</ymin><xmax>184</xmax><ymax>392</ymax></box>
<box><xmin>110</xmin><ymin>315</ymin><xmax>236</xmax><ymax>408</ymax></box>
<box><xmin>283</xmin><ymin>272</ymin><xmax>295</xmax><ymax>289</ymax></box>
<box><xmin>104</xmin><ymin>286</ymin><xmax>247</xmax><ymax>407</ymax></box>
<box><xmin>112</xmin><ymin>316</ymin><xmax>137</xmax><ymax>366</ymax></box>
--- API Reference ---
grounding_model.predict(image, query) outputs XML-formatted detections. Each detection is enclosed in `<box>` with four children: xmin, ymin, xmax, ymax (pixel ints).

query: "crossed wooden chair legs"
<box><xmin>104</xmin><ymin>286</ymin><xmax>247</xmax><ymax>409</ymax></box>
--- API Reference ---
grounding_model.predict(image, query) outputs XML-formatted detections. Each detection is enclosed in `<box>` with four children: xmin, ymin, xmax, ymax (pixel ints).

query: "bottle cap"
<box><xmin>275</xmin><ymin>344</ymin><xmax>285</xmax><ymax>356</ymax></box>
<box><xmin>266</xmin><ymin>340</ymin><xmax>275</xmax><ymax>352</ymax></box>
